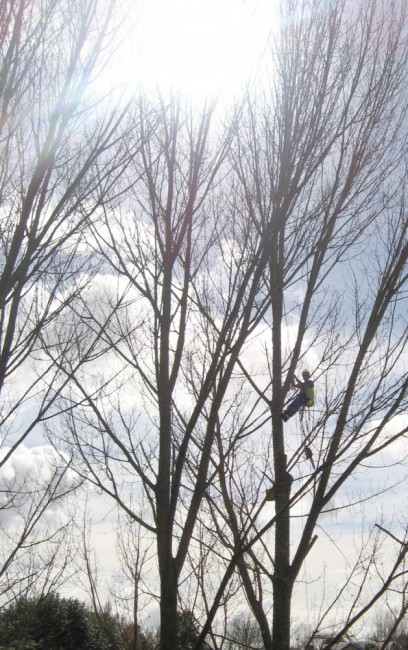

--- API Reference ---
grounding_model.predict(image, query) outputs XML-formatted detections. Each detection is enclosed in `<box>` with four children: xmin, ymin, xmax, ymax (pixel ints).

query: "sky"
<box><xmin>110</xmin><ymin>0</ymin><xmax>279</xmax><ymax>103</ymax></box>
<box><xmin>1</xmin><ymin>0</ymin><xmax>408</xmax><ymax>643</ymax></box>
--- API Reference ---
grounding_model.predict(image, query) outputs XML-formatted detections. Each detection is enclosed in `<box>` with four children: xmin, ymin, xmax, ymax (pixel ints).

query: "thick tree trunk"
<box><xmin>159</xmin><ymin>549</ymin><xmax>178</xmax><ymax>650</ymax></box>
<box><xmin>272</xmin><ymin>573</ymin><xmax>293</xmax><ymax>649</ymax></box>
<box><xmin>160</xmin><ymin>568</ymin><xmax>177</xmax><ymax>650</ymax></box>
<box><xmin>270</xmin><ymin>222</ymin><xmax>293</xmax><ymax>649</ymax></box>
<box><xmin>272</xmin><ymin>470</ymin><xmax>293</xmax><ymax>650</ymax></box>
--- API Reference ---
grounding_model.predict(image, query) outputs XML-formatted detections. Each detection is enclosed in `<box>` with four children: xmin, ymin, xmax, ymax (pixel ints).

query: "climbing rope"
<box><xmin>299</xmin><ymin>407</ymin><xmax>316</xmax><ymax>469</ymax></box>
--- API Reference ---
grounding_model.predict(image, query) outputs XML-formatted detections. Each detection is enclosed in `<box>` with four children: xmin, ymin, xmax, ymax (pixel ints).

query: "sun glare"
<box><xmin>113</xmin><ymin>0</ymin><xmax>279</xmax><ymax>102</ymax></box>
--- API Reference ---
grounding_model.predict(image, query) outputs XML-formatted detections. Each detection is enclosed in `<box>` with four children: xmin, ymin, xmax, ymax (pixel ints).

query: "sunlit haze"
<box><xmin>113</xmin><ymin>0</ymin><xmax>279</xmax><ymax>101</ymax></box>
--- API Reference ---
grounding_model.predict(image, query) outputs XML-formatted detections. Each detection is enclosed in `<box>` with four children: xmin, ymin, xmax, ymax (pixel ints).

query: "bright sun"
<box><xmin>113</xmin><ymin>0</ymin><xmax>279</xmax><ymax>102</ymax></box>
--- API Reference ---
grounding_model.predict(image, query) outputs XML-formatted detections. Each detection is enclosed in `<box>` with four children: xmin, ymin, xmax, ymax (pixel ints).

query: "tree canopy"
<box><xmin>0</xmin><ymin>1</ymin><xmax>407</xmax><ymax>649</ymax></box>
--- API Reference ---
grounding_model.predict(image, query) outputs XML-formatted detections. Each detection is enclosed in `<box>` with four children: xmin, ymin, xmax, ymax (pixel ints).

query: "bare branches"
<box><xmin>16</xmin><ymin>0</ymin><xmax>408</xmax><ymax>648</ymax></box>
<box><xmin>0</xmin><ymin>0</ymin><xmax>136</xmax><ymax>606</ymax></box>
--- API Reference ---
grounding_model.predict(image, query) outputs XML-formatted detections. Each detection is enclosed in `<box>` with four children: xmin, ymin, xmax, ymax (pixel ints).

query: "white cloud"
<box><xmin>0</xmin><ymin>444</ymin><xmax>78</xmax><ymax>525</ymax></box>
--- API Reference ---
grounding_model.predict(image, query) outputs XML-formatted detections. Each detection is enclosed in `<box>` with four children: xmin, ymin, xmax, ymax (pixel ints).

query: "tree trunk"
<box><xmin>272</xmin><ymin>470</ymin><xmax>293</xmax><ymax>650</ymax></box>
<box><xmin>270</xmin><ymin>219</ymin><xmax>293</xmax><ymax>649</ymax></box>
<box><xmin>272</xmin><ymin>573</ymin><xmax>293</xmax><ymax>649</ymax></box>
<box><xmin>159</xmin><ymin>548</ymin><xmax>178</xmax><ymax>650</ymax></box>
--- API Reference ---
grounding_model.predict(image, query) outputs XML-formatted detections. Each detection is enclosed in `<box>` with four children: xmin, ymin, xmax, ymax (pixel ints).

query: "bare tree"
<box><xmin>77</xmin><ymin>504</ymin><xmax>156</xmax><ymax>650</ymax></box>
<box><xmin>0</xmin><ymin>447</ymin><xmax>80</xmax><ymax>604</ymax></box>
<box><xmin>113</xmin><ymin>515</ymin><xmax>156</xmax><ymax>650</ymax></box>
<box><xmin>226</xmin><ymin>613</ymin><xmax>263</xmax><ymax>649</ymax></box>
<box><xmin>40</xmin><ymin>1</ymin><xmax>408</xmax><ymax>649</ymax></box>
<box><xmin>44</xmin><ymin>90</ymin><xmax>279</xmax><ymax>649</ymax></box>
<box><xmin>195</xmin><ymin>0</ymin><xmax>408</xmax><ymax>648</ymax></box>
<box><xmin>0</xmin><ymin>0</ymin><xmax>137</xmax><ymax>600</ymax></box>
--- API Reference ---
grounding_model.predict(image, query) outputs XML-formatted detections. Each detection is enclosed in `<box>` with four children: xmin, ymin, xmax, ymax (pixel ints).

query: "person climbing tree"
<box><xmin>281</xmin><ymin>370</ymin><xmax>314</xmax><ymax>422</ymax></box>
